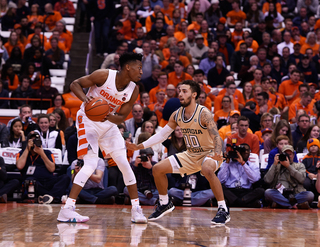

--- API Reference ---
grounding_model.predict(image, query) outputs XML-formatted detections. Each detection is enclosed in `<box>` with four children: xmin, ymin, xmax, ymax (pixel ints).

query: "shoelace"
<box><xmin>216</xmin><ymin>209</ymin><xmax>227</xmax><ymax>218</ymax></box>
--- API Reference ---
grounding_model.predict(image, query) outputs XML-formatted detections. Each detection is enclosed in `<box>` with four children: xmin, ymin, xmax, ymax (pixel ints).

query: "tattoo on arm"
<box><xmin>201</xmin><ymin>109</ymin><xmax>222</xmax><ymax>155</ymax></box>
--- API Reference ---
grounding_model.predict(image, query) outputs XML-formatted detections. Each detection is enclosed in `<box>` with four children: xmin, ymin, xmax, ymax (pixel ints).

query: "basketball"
<box><xmin>85</xmin><ymin>97</ymin><xmax>110</xmax><ymax>121</ymax></box>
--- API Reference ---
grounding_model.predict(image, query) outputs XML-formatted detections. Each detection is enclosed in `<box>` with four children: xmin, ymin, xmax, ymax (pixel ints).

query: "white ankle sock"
<box><xmin>218</xmin><ymin>200</ymin><xmax>228</xmax><ymax>212</ymax></box>
<box><xmin>131</xmin><ymin>198</ymin><xmax>139</xmax><ymax>207</ymax></box>
<box><xmin>64</xmin><ymin>198</ymin><xmax>76</xmax><ymax>209</ymax></box>
<box><xmin>159</xmin><ymin>194</ymin><xmax>169</xmax><ymax>205</ymax></box>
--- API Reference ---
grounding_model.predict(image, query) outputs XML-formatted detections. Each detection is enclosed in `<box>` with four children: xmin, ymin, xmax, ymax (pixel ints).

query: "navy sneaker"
<box><xmin>148</xmin><ymin>200</ymin><xmax>175</xmax><ymax>221</ymax></box>
<box><xmin>211</xmin><ymin>207</ymin><xmax>230</xmax><ymax>225</ymax></box>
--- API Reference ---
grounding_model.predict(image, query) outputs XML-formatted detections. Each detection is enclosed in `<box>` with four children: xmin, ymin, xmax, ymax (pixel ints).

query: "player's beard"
<box><xmin>180</xmin><ymin>95</ymin><xmax>192</xmax><ymax>107</ymax></box>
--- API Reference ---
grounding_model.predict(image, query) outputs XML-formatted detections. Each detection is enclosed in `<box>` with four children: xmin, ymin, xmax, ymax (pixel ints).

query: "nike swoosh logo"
<box><xmin>106</xmin><ymin>87</ymin><xmax>111</xmax><ymax>90</ymax></box>
<box><xmin>81</xmin><ymin>181</ymin><xmax>85</xmax><ymax>184</ymax></box>
<box><xmin>92</xmin><ymin>99</ymin><xmax>102</xmax><ymax>106</ymax></box>
<box><xmin>129</xmin><ymin>179</ymin><xmax>133</xmax><ymax>182</ymax></box>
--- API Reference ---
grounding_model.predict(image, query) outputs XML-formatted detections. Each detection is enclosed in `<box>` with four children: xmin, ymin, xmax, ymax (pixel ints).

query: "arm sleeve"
<box><xmin>142</xmin><ymin>125</ymin><xmax>174</xmax><ymax>149</ymax></box>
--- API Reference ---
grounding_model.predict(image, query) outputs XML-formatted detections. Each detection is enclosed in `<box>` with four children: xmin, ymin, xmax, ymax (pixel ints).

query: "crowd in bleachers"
<box><xmin>2</xmin><ymin>0</ymin><xmax>320</xmax><ymax>209</ymax></box>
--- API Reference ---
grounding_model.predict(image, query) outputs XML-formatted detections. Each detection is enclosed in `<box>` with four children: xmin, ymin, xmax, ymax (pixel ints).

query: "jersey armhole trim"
<box><xmin>199</xmin><ymin>106</ymin><xmax>207</xmax><ymax>129</ymax></box>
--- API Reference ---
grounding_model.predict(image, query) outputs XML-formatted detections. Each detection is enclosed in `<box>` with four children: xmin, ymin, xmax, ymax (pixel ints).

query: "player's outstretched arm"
<box><xmin>201</xmin><ymin>108</ymin><xmax>223</xmax><ymax>163</ymax></box>
<box><xmin>70</xmin><ymin>69</ymin><xmax>109</xmax><ymax>103</ymax></box>
<box><xmin>126</xmin><ymin>110</ymin><xmax>178</xmax><ymax>151</ymax></box>
<box><xmin>107</xmin><ymin>85</ymin><xmax>140</xmax><ymax>125</ymax></box>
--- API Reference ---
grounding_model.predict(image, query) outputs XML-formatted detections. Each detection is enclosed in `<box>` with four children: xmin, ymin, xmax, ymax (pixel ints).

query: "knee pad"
<box><xmin>110</xmin><ymin>149</ymin><xmax>136</xmax><ymax>186</ymax></box>
<box><xmin>74</xmin><ymin>150</ymin><xmax>99</xmax><ymax>187</ymax></box>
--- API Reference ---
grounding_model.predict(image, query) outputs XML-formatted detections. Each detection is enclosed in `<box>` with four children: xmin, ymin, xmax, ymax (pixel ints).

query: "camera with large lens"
<box><xmin>283</xmin><ymin>188</ymin><xmax>296</xmax><ymax>205</ymax></box>
<box><xmin>279</xmin><ymin>152</ymin><xmax>289</xmax><ymax>162</ymax></box>
<box><xmin>226</xmin><ymin>144</ymin><xmax>247</xmax><ymax>159</ymax></box>
<box><xmin>138</xmin><ymin>186</ymin><xmax>153</xmax><ymax>199</ymax></box>
<box><xmin>140</xmin><ymin>154</ymin><xmax>148</xmax><ymax>162</ymax></box>
<box><xmin>76</xmin><ymin>159</ymin><xmax>84</xmax><ymax>168</ymax></box>
<box><xmin>33</xmin><ymin>135</ymin><xmax>42</xmax><ymax>147</ymax></box>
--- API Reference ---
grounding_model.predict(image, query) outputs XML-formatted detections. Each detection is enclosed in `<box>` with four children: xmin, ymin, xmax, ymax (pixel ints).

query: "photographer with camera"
<box><xmin>16</xmin><ymin>131</ymin><xmax>70</xmax><ymax>204</ymax></box>
<box><xmin>264</xmin><ymin>145</ymin><xmax>314</xmax><ymax>209</ymax></box>
<box><xmin>218</xmin><ymin>143</ymin><xmax>264</xmax><ymax>208</ymax></box>
<box><xmin>124</xmin><ymin>147</ymin><xmax>158</xmax><ymax>205</ymax></box>
<box><xmin>226</xmin><ymin>116</ymin><xmax>260</xmax><ymax>154</ymax></box>
<box><xmin>69</xmin><ymin>158</ymin><xmax>118</xmax><ymax>204</ymax></box>
<box><xmin>7</xmin><ymin>104</ymin><xmax>38</xmax><ymax>136</ymax></box>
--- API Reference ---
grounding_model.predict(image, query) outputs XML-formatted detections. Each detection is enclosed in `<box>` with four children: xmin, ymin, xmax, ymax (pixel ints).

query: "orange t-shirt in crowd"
<box><xmin>300</xmin><ymin>43</ymin><xmax>320</xmax><ymax>56</ymax></box>
<box><xmin>214</xmin><ymin>109</ymin><xmax>230</xmax><ymax>123</ymax></box>
<box><xmin>231</xmin><ymin>30</ymin><xmax>243</xmax><ymax>47</ymax></box>
<box><xmin>162</xmin><ymin>48</ymin><xmax>171</xmax><ymax>60</ymax></box>
<box><xmin>29</xmin><ymin>74</ymin><xmax>45</xmax><ymax>90</ymax></box>
<box><xmin>219</xmin><ymin>124</ymin><xmax>253</xmax><ymax>141</ymax></box>
<box><xmin>314</xmin><ymin>91</ymin><xmax>320</xmax><ymax>101</ymax></box>
<box><xmin>174</xmin><ymin>31</ymin><xmax>186</xmax><ymax>42</ymax></box>
<box><xmin>227</xmin><ymin>132</ymin><xmax>260</xmax><ymax>154</ymax></box>
<box><xmin>254</xmin><ymin>130</ymin><xmax>264</xmax><ymax>144</ymax></box>
<box><xmin>202</xmin><ymin>96</ymin><xmax>212</xmax><ymax>111</ymax></box>
<box><xmin>149</xmin><ymin>85</ymin><xmax>166</xmax><ymax>104</ymax></box>
<box><xmin>235</xmin><ymin>40</ymin><xmax>259</xmax><ymax>53</ymax></box>
<box><xmin>262</xmin><ymin>2</ymin><xmax>282</xmax><ymax>14</ymax></box>
<box><xmin>290</xmin><ymin>36</ymin><xmax>306</xmax><ymax>46</ymax></box>
<box><xmin>218</xmin><ymin>45</ymin><xmax>230</xmax><ymax>65</ymax></box>
<box><xmin>226</xmin><ymin>10</ymin><xmax>246</xmax><ymax>25</ymax></box>
<box><xmin>249</xmin><ymin>79</ymin><xmax>261</xmax><ymax>86</ymax></box>
<box><xmin>187</xmin><ymin>21</ymin><xmax>200</xmax><ymax>32</ymax></box>
<box><xmin>121</xmin><ymin>20</ymin><xmax>142</xmax><ymax>41</ymax></box>
<box><xmin>214</xmin><ymin>94</ymin><xmax>239</xmax><ymax>113</ymax></box>
<box><xmin>159</xmin><ymin>36</ymin><xmax>170</xmax><ymax>50</ymax></box>
<box><xmin>54</xmin><ymin>31</ymin><xmax>73</xmax><ymax>52</ymax></box>
<box><xmin>45</xmin><ymin>11</ymin><xmax>62</xmax><ymax>31</ymax></box>
<box><xmin>202</xmin><ymin>84</ymin><xmax>215</xmax><ymax>102</ymax></box>
<box><xmin>288</xmin><ymin>99</ymin><xmax>315</xmax><ymax>121</ymax></box>
<box><xmin>145</xmin><ymin>14</ymin><xmax>171</xmax><ymax>32</ymax></box>
<box><xmin>161</xmin><ymin>5</ymin><xmax>175</xmax><ymax>19</ymax></box>
<box><xmin>314</xmin><ymin>19</ymin><xmax>320</xmax><ymax>31</ymax></box>
<box><xmin>249</xmin><ymin>97</ymin><xmax>274</xmax><ymax>115</ymax></box>
<box><xmin>278</xmin><ymin>79</ymin><xmax>303</xmax><ymax>106</ymax></box>
<box><xmin>62</xmin><ymin>92</ymin><xmax>82</xmax><ymax>121</ymax></box>
<box><xmin>148</xmin><ymin>102</ymin><xmax>166</xmax><ymax>123</ymax></box>
<box><xmin>7</xmin><ymin>75</ymin><xmax>20</xmax><ymax>91</ymax></box>
<box><xmin>267</xmin><ymin>92</ymin><xmax>277</xmax><ymax>106</ymax></box>
<box><xmin>4</xmin><ymin>41</ymin><xmax>25</xmax><ymax>57</ymax></box>
<box><xmin>168</xmin><ymin>71</ymin><xmax>193</xmax><ymax>87</ymax></box>
<box><xmin>27</xmin><ymin>15</ymin><xmax>44</xmax><ymax>29</ymax></box>
<box><xmin>27</xmin><ymin>33</ymin><xmax>48</xmax><ymax>44</ymax></box>
<box><xmin>274</xmin><ymin>92</ymin><xmax>287</xmax><ymax>109</ymax></box>
<box><xmin>47</xmin><ymin>106</ymin><xmax>71</xmax><ymax>119</ymax></box>
<box><xmin>159</xmin><ymin>60</ymin><xmax>168</xmax><ymax>70</ymax></box>
<box><xmin>218</xmin><ymin>89</ymin><xmax>246</xmax><ymax>106</ymax></box>
<box><xmin>200</xmin><ymin>32</ymin><xmax>210</xmax><ymax>47</ymax></box>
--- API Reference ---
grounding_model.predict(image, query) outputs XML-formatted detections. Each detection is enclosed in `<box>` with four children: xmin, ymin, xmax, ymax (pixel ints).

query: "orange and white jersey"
<box><xmin>80</xmin><ymin>69</ymin><xmax>136</xmax><ymax>115</ymax></box>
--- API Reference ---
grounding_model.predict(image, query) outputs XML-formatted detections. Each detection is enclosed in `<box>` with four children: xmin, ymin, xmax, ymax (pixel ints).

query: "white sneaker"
<box><xmin>131</xmin><ymin>206</ymin><xmax>147</xmax><ymax>224</ymax></box>
<box><xmin>57</xmin><ymin>206</ymin><xmax>90</xmax><ymax>223</ymax></box>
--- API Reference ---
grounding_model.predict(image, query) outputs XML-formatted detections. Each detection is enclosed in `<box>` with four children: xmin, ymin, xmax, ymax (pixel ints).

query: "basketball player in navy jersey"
<box><xmin>58</xmin><ymin>53</ymin><xmax>147</xmax><ymax>223</ymax></box>
<box><xmin>127</xmin><ymin>80</ymin><xmax>230</xmax><ymax>225</ymax></box>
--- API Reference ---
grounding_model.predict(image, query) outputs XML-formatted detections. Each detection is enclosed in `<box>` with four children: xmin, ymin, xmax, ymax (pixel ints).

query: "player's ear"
<box><xmin>125</xmin><ymin>63</ymin><xmax>130</xmax><ymax>71</ymax></box>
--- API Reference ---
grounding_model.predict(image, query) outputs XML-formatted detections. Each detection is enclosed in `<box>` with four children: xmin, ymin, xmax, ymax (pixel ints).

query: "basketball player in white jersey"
<box><xmin>127</xmin><ymin>80</ymin><xmax>230</xmax><ymax>225</ymax></box>
<box><xmin>57</xmin><ymin>53</ymin><xmax>147</xmax><ymax>223</ymax></box>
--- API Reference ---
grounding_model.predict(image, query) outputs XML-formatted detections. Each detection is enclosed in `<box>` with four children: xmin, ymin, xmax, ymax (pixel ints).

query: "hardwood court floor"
<box><xmin>0</xmin><ymin>203</ymin><xmax>320</xmax><ymax>247</ymax></box>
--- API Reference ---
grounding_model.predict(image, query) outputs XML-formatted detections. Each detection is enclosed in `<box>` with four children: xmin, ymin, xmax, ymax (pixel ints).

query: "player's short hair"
<box><xmin>119</xmin><ymin>52</ymin><xmax>143</xmax><ymax>68</ymax></box>
<box><xmin>181</xmin><ymin>80</ymin><xmax>201</xmax><ymax>100</ymax></box>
